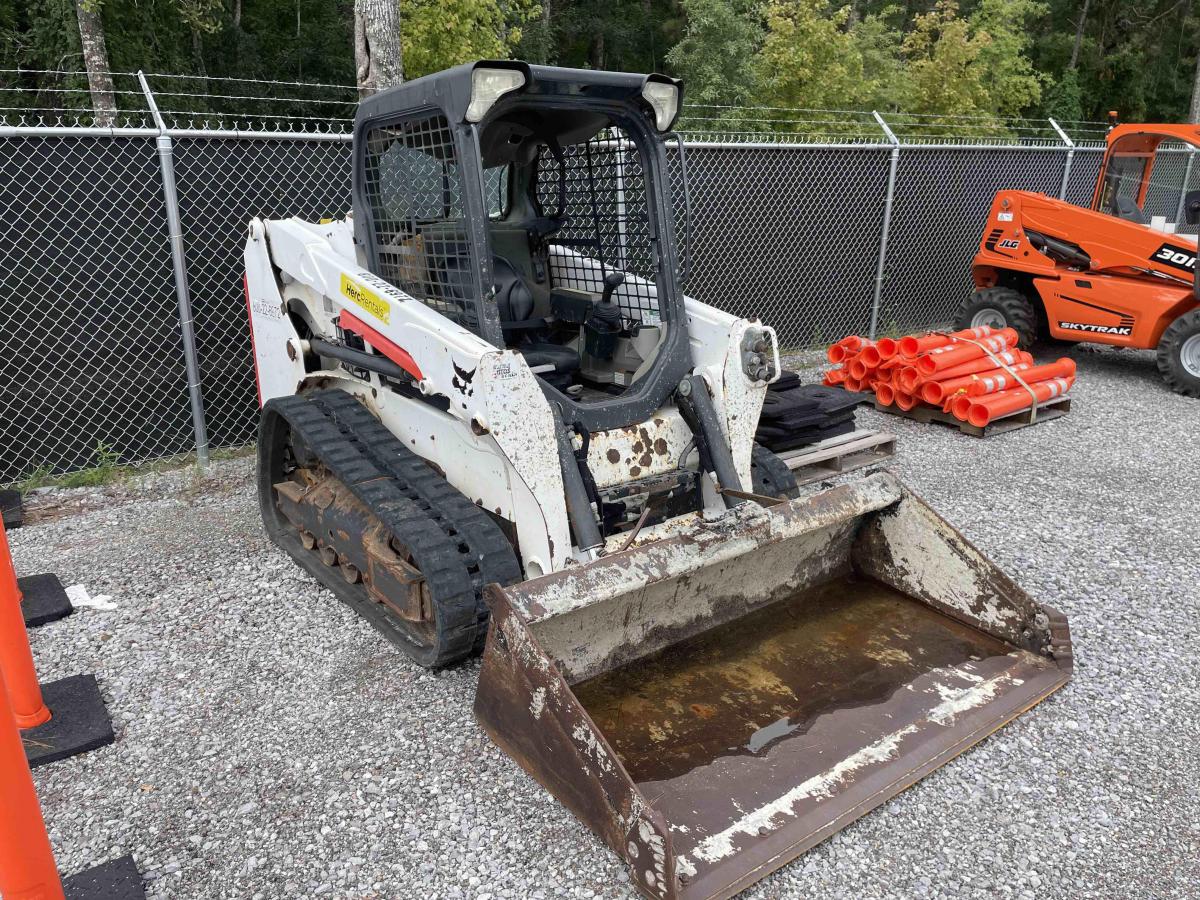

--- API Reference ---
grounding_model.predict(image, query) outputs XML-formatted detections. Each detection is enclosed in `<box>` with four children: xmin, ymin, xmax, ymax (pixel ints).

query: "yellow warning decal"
<box><xmin>340</xmin><ymin>273</ymin><xmax>390</xmax><ymax>324</ymax></box>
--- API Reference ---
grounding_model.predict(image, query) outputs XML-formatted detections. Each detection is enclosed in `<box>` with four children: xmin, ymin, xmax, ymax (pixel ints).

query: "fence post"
<box><xmin>870</xmin><ymin>111</ymin><xmax>900</xmax><ymax>340</ymax></box>
<box><xmin>1049</xmin><ymin>118</ymin><xmax>1075</xmax><ymax>201</ymax></box>
<box><xmin>137</xmin><ymin>71</ymin><xmax>209</xmax><ymax>467</ymax></box>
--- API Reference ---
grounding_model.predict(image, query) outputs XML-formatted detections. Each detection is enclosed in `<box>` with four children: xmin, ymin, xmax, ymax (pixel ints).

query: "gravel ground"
<box><xmin>14</xmin><ymin>343</ymin><xmax>1200</xmax><ymax>900</ymax></box>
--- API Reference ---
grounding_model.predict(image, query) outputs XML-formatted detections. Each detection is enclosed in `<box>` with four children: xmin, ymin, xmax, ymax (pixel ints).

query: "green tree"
<box><xmin>969</xmin><ymin>0</ymin><xmax>1045</xmax><ymax>116</ymax></box>
<box><xmin>665</xmin><ymin>0</ymin><xmax>764</xmax><ymax>108</ymax></box>
<box><xmin>902</xmin><ymin>1</ymin><xmax>992</xmax><ymax>117</ymax></box>
<box><xmin>750</xmin><ymin>0</ymin><xmax>909</xmax><ymax>122</ymax></box>
<box><xmin>403</xmin><ymin>0</ymin><xmax>540</xmax><ymax>79</ymax></box>
<box><xmin>846</xmin><ymin>6</ymin><xmax>908</xmax><ymax>110</ymax></box>
<box><xmin>1043</xmin><ymin>67</ymin><xmax>1083</xmax><ymax>123</ymax></box>
<box><xmin>754</xmin><ymin>0</ymin><xmax>864</xmax><ymax>111</ymax></box>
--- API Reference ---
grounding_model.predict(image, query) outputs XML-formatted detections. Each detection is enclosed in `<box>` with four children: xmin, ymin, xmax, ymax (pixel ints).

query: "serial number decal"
<box><xmin>250</xmin><ymin>298</ymin><xmax>282</xmax><ymax>320</ymax></box>
<box><xmin>340</xmin><ymin>273</ymin><xmax>391</xmax><ymax>324</ymax></box>
<box><xmin>997</xmin><ymin>211</ymin><xmax>1014</xmax><ymax>222</ymax></box>
<box><xmin>1151</xmin><ymin>243</ymin><xmax>1197</xmax><ymax>273</ymax></box>
<box><xmin>1058</xmin><ymin>321</ymin><xmax>1133</xmax><ymax>336</ymax></box>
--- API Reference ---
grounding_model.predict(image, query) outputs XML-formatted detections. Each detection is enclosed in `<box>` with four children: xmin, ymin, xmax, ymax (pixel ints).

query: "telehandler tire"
<box><xmin>953</xmin><ymin>286</ymin><xmax>1038</xmax><ymax>349</ymax></box>
<box><xmin>1156</xmin><ymin>309</ymin><xmax>1200</xmax><ymax>398</ymax></box>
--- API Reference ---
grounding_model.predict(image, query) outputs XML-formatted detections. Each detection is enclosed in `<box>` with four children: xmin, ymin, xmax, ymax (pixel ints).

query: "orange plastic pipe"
<box><xmin>822</xmin><ymin>367</ymin><xmax>846</xmax><ymax>386</ymax></box>
<box><xmin>0</xmin><ymin>663</ymin><xmax>66</xmax><ymax>900</ymax></box>
<box><xmin>848</xmin><ymin>355</ymin><xmax>871</xmax><ymax>381</ymax></box>
<box><xmin>875</xmin><ymin>383</ymin><xmax>895</xmax><ymax>406</ymax></box>
<box><xmin>948</xmin><ymin>324</ymin><xmax>999</xmax><ymax>340</ymax></box>
<box><xmin>0</xmin><ymin>522</ymin><xmax>50</xmax><ymax>730</ymax></box>
<box><xmin>966</xmin><ymin>358</ymin><xmax>1077</xmax><ymax>397</ymax></box>
<box><xmin>967</xmin><ymin>376</ymin><xmax>1074</xmax><ymax>427</ymax></box>
<box><xmin>897</xmin><ymin>366</ymin><xmax>922</xmax><ymax>393</ymax></box>
<box><xmin>860</xmin><ymin>345</ymin><xmax>883</xmax><ymax>368</ymax></box>
<box><xmin>923</xmin><ymin>363</ymin><xmax>1032</xmax><ymax>405</ymax></box>
<box><xmin>950</xmin><ymin>394</ymin><xmax>974</xmax><ymax>420</ymax></box>
<box><xmin>922</xmin><ymin>349</ymin><xmax>1031</xmax><ymax>384</ymax></box>
<box><xmin>895</xmin><ymin>391</ymin><xmax>918</xmax><ymax>411</ymax></box>
<box><xmin>916</xmin><ymin>329</ymin><xmax>1018</xmax><ymax>376</ymax></box>
<box><xmin>898</xmin><ymin>333</ymin><xmax>952</xmax><ymax>358</ymax></box>
<box><xmin>844</xmin><ymin>376</ymin><xmax>864</xmax><ymax>392</ymax></box>
<box><xmin>827</xmin><ymin>339</ymin><xmax>858</xmax><ymax>364</ymax></box>
<box><xmin>876</xmin><ymin>337</ymin><xmax>899</xmax><ymax>360</ymax></box>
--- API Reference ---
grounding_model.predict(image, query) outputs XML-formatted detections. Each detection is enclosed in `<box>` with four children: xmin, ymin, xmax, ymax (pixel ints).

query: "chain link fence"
<box><xmin>0</xmin><ymin>71</ymin><xmax>1111</xmax><ymax>482</ymax></box>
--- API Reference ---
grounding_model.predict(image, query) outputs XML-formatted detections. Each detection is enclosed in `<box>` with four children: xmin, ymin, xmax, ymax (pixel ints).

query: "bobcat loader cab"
<box><xmin>245</xmin><ymin>61</ymin><xmax>1072</xmax><ymax>899</ymax></box>
<box><xmin>959</xmin><ymin>122</ymin><xmax>1200</xmax><ymax>396</ymax></box>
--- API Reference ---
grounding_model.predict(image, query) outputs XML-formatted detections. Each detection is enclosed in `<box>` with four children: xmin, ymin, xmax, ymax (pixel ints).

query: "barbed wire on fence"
<box><xmin>0</xmin><ymin>67</ymin><xmax>1111</xmax><ymax>145</ymax></box>
<box><xmin>0</xmin><ymin>69</ymin><xmax>357</xmax><ymax>133</ymax></box>
<box><xmin>674</xmin><ymin>104</ymin><xmax>1108</xmax><ymax>146</ymax></box>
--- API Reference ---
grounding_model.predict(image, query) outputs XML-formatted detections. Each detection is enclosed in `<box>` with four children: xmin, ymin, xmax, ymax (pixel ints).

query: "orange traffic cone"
<box><xmin>0</xmin><ymin>523</ymin><xmax>50</xmax><ymax>731</ymax></box>
<box><xmin>0</xmin><ymin>662</ymin><xmax>65</xmax><ymax>900</ymax></box>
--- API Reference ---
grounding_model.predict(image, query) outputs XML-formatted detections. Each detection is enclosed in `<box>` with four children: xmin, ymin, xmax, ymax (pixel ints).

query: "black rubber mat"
<box><xmin>20</xmin><ymin>573</ymin><xmax>73</xmax><ymax>628</ymax></box>
<box><xmin>63</xmin><ymin>854</ymin><xmax>145</xmax><ymax>900</ymax></box>
<box><xmin>1</xmin><ymin>488</ymin><xmax>22</xmax><ymax>529</ymax></box>
<box><xmin>23</xmin><ymin>674</ymin><xmax>115</xmax><ymax>768</ymax></box>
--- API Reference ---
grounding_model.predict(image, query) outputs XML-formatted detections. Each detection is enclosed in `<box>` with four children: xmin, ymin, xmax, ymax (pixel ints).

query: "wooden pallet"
<box><xmin>872</xmin><ymin>396</ymin><xmax>1071</xmax><ymax>437</ymax></box>
<box><xmin>777</xmin><ymin>429</ymin><xmax>897</xmax><ymax>485</ymax></box>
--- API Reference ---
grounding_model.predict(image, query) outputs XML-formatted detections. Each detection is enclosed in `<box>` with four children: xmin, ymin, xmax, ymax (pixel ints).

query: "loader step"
<box><xmin>873</xmin><ymin>396</ymin><xmax>1071</xmax><ymax>437</ymax></box>
<box><xmin>258</xmin><ymin>390</ymin><xmax>521</xmax><ymax>667</ymax></box>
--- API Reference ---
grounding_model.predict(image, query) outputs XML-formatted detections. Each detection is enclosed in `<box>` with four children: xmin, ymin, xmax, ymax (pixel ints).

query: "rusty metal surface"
<box><xmin>273</xmin><ymin>471</ymin><xmax>430</xmax><ymax>623</ymax></box>
<box><xmin>586</xmin><ymin>413</ymin><xmax>693</xmax><ymax>488</ymax></box>
<box><xmin>475</xmin><ymin>587</ymin><xmax>676</xmax><ymax>899</ymax></box>
<box><xmin>853</xmin><ymin>481</ymin><xmax>1059</xmax><ymax>657</ymax></box>
<box><xmin>473</xmin><ymin>474</ymin><xmax>1074</xmax><ymax>900</ymax></box>
<box><xmin>571</xmin><ymin>576</ymin><xmax>1068</xmax><ymax>897</ymax></box>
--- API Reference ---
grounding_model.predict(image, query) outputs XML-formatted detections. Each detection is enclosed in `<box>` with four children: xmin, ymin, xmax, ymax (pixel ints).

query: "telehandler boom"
<box><xmin>244</xmin><ymin>61</ymin><xmax>1072</xmax><ymax>898</ymax></box>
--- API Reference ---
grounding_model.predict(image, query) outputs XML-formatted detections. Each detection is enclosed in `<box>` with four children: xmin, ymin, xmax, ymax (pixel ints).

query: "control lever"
<box><xmin>600</xmin><ymin>271</ymin><xmax>625</xmax><ymax>305</ymax></box>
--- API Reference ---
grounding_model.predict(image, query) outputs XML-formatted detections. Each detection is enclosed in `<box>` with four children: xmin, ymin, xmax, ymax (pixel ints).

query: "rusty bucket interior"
<box><xmin>474</xmin><ymin>472</ymin><xmax>1071</xmax><ymax>900</ymax></box>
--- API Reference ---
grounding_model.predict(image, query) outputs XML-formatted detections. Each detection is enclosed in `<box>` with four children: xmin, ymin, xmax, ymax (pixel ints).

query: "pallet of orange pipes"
<box><xmin>823</xmin><ymin>329</ymin><xmax>1076</xmax><ymax>437</ymax></box>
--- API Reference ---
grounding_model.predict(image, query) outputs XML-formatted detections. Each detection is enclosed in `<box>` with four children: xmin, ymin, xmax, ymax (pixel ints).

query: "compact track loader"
<box><xmin>959</xmin><ymin>122</ymin><xmax>1200</xmax><ymax>396</ymax></box>
<box><xmin>245</xmin><ymin>61</ymin><xmax>1072</xmax><ymax>898</ymax></box>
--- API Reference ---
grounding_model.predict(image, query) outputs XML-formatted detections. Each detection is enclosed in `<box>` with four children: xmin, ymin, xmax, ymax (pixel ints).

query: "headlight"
<box><xmin>641</xmin><ymin>80</ymin><xmax>680</xmax><ymax>132</ymax></box>
<box><xmin>466</xmin><ymin>67</ymin><xmax>526</xmax><ymax>123</ymax></box>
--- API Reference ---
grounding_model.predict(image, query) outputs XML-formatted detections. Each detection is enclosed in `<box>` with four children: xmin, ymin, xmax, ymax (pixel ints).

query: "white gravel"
<box><xmin>15</xmin><ymin>342</ymin><xmax>1200</xmax><ymax>900</ymax></box>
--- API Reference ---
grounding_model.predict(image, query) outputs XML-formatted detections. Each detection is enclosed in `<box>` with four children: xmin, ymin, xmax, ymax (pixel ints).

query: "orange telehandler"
<box><xmin>957</xmin><ymin>123</ymin><xmax>1200</xmax><ymax>396</ymax></box>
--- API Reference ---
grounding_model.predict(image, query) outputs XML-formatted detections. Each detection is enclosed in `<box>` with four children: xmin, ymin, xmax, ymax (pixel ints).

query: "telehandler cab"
<box><xmin>959</xmin><ymin>122</ymin><xmax>1200</xmax><ymax>396</ymax></box>
<box><xmin>244</xmin><ymin>61</ymin><xmax>1072</xmax><ymax>898</ymax></box>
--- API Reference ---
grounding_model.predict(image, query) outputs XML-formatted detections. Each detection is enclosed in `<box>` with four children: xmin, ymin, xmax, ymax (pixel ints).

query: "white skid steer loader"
<box><xmin>244</xmin><ymin>61</ymin><xmax>1072</xmax><ymax>899</ymax></box>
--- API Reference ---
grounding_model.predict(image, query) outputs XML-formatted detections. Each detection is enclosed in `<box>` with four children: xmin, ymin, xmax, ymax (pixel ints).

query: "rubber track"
<box><xmin>311</xmin><ymin>392</ymin><xmax>523</xmax><ymax>650</ymax></box>
<box><xmin>750</xmin><ymin>443</ymin><xmax>800</xmax><ymax>500</ymax></box>
<box><xmin>267</xmin><ymin>391</ymin><xmax>521</xmax><ymax>666</ymax></box>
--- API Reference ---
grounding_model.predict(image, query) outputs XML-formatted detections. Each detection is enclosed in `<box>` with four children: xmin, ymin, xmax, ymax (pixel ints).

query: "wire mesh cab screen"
<box><xmin>537</xmin><ymin>125</ymin><xmax>663</xmax><ymax>325</ymax></box>
<box><xmin>361</xmin><ymin>113</ymin><xmax>479</xmax><ymax>332</ymax></box>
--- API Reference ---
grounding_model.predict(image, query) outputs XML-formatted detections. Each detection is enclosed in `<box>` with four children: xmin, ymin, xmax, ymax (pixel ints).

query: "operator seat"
<box><xmin>1112</xmin><ymin>195</ymin><xmax>1148</xmax><ymax>225</ymax></box>
<box><xmin>493</xmin><ymin>255</ymin><xmax>579</xmax><ymax>388</ymax></box>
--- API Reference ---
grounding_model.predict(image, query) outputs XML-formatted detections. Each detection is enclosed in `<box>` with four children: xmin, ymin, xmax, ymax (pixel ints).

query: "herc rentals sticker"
<box><xmin>340</xmin><ymin>273</ymin><xmax>391</xmax><ymax>324</ymax></box>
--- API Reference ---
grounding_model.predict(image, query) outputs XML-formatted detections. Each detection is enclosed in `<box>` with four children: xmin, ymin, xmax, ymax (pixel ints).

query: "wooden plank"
<box><xmin>778</xmin><ymin>430</ymin><xmax>894</xmax><ymax>467</ymax></box>
<box><xmin>777</xmin><ymin>429</ymin><xmax>898</xmax><ymax>485</ymax></box>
